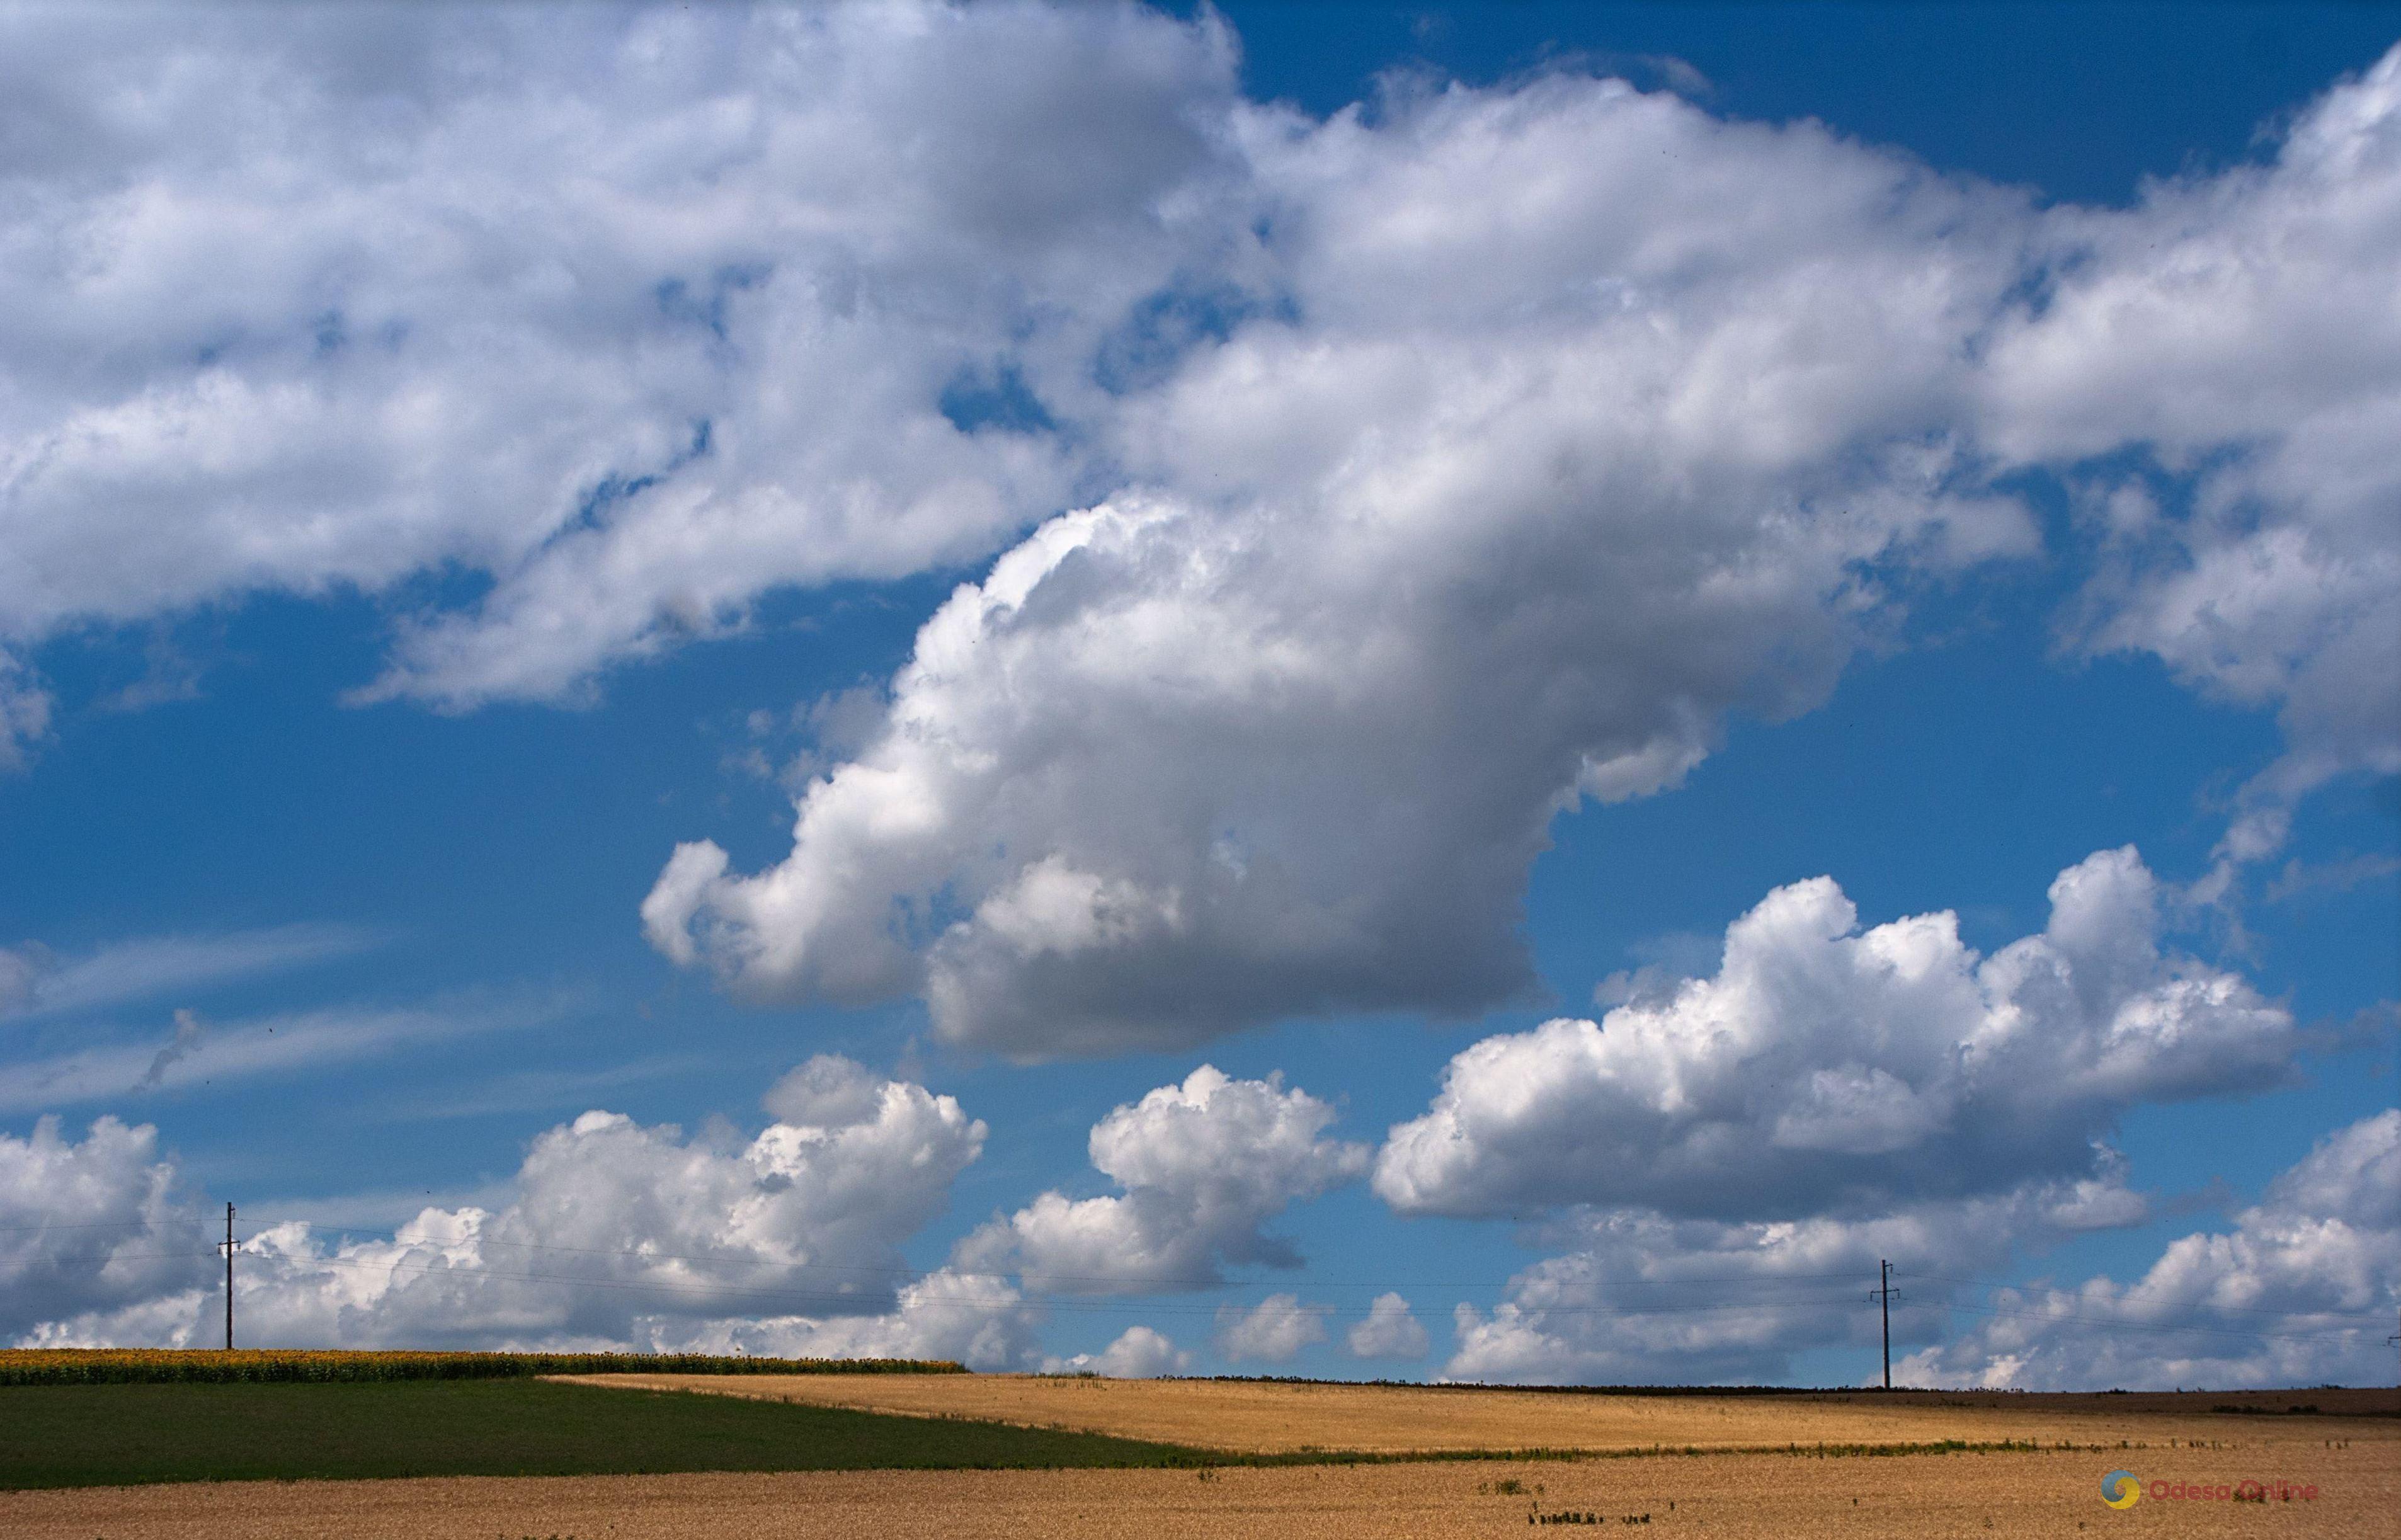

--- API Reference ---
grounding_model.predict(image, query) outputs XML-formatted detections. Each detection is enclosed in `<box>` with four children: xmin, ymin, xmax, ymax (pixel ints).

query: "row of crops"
<box><xmin>0</xmin><ymin>1349</ymin><xmax>965</xmax><ymax>1384</ymax></box>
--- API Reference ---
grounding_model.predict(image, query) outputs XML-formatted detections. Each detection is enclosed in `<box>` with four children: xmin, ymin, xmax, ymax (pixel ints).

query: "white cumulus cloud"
<box><xmin>0</xmin><ymin>1</ymin><xmax>1243</xmax><ymax>710</ymax></box>
<box><xmin>1215</xmin><ymin>1292</ymin><xmax>1329</xmax><ymax>1364</ymax></box>
<box><xmin>13</xmin><ymin>1058</ymin><xmax>1004</xmax><ymax>1356</ymax></box>
<box><xmin>954</xmin><ymin>1065</ymin><xmax>1368</xmax><ymax>1292</ymax></box>
<box><xmin>1345</xmin><ymin>1291</ymin><xmax>1430</xmax><ymax>1360</ymax></box>
<box><xmin>1</xmin><ymin>0</ymin><xmax>2389</xmax><ymax>1059</ymax></box>
<box><xmin>0</xmin><ymin>1115</ymin><xmax>212</xmax><ymax>1339</ymax></box>
<box><xmin>1442</xmin><ymin>1178</ymin><xmax>2142</xmax><ymax>1386</ymax></box>
<box><xmin>1042</xmin><ymin>1324</ymin><xmax>1191</xmax><ymax>1377</ymax></box>
<box><xmin>650</xmin><ymin>36</ymin><xmax>2401</xmax><ymax>1056</ymax></box>
<box><xmin>1895</xmin><ymin>1110</ymin><xmax>2401</xmax><ymax>1391</ymax></box>
<box><xmin>1375</xmin><ymin>848</ymin><xmax>2296</xmax><ymax>1221</ymax></box>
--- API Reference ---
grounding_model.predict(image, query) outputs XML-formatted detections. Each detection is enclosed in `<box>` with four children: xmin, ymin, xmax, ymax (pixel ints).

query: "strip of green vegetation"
<box><xmin>0</xmin><ymin>1348</ymin><xmax>960</xmax><ymax>1385</ymax></box>
<box><xmin>0</xmin><ymin>1380</ymin><xmax>2137</xmax><ymax>1492</ymax></box>
<box><xmin>0</xmin><ymin>1379</ymin><xmax>1207</xmax><ymax>1490</ymax></box>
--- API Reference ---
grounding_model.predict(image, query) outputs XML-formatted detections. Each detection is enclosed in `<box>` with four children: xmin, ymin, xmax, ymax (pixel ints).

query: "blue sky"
<box><xmin>1</xmin><ymin>1</ymin><xmax>2395</xmax><ymax>1387</ymax></box>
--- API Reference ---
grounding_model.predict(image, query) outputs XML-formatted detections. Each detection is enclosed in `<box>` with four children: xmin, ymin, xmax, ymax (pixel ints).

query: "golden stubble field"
<box><xmin>559</xmin><ymin>1371</ymin><xmax>2398</xmax><ymax>1456</ymax></box>
<box><xmin>5</xmin><ymin>1440</ymin><xmax>2392</xmax><ymax>1540</ymax></box>
<box><xmin>8</xmin><ymin>1378</ymin><xmax>2392</xmax><ymax>1539</ymax></box>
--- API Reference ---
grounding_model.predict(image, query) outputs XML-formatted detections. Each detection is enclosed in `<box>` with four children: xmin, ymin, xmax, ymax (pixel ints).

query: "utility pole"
<box><xmin>222</xmin><ymin>1202</ymin><xmax>236</xmax><ymax>1352</ymax></box>
<box><xmin>2387</xmin><ymin>1307</ymin><xmax>2398</xmax><ymax>1412</ymax></box>
<box><xmin>1869</xmin><ymin>1260</ymin><xmax>1901</xmax><ymax>1390</ymax></box>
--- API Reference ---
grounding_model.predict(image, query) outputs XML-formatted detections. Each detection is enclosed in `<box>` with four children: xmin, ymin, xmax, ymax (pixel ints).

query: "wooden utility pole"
<box><xmin>222</xmin><ymin>1202</ymin><xmax>236</xmax><ymax>1351</ymax></box>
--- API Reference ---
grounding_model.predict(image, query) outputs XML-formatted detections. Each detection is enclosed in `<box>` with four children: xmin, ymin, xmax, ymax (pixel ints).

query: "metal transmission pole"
<box><xmin>222</xmin><ymin>1202</ymin><xmax>236</xmax><ymax>1351</ymax></box>
<box><xmin>1868</xmin><ymin>1260</ymin><xmax>1902</xmax><ymax>1390</ymax></box>
<box><xmin>2388</xmin><ymin>1308</ymin><xmax>2398</xmax><ymax>1410</ymax></box>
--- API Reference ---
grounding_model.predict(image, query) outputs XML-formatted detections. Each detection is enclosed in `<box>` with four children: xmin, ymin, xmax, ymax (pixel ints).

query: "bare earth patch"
<box><xmin>555</xmin><ymin>1372</ymin><xmax>2400</xmax><ymax>1456</ymax></box>
<box><xmin>4</xmin><ymin>1441</ymin><xmax>2393</xmax><ymax>1540</ymax></box>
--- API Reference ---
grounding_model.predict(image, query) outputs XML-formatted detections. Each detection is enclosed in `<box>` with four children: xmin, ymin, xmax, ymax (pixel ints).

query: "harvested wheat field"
<box><xmin>4</xmin><ymin>1437</ymin><xmax>2393</xmax><ymax>1540</ymax></box>
<box><xmin>560</xmin><ymin>1371</ymin><xmax>2401</xmax><ymax>1456</ymax></box>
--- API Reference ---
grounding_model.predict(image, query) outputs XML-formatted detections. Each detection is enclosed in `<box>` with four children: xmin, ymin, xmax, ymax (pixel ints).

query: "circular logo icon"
<box><xmin>2101</xmin><ymin>1470</ymin><xmax>2142</xmax><ymax>1510</ymax></box>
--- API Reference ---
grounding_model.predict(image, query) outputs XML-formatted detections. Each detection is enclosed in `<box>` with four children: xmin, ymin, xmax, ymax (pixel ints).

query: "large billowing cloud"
<box><xmin>0</xmin><ymin>1</ymin><xmax>1241</xmax><ymax>708</ymax></box>
<box><xmin>640</xmin><ymin>79</ymin><xmax>2045</xmax><ymax>1052</ymax></box>
<box><xmin>14</xmin><ymin>1058</ymin><xmax>1031</xmax><ymax>1364</ymax></box>
<box><xmin>1375</xmin><ymin>848</ymin><xmax>2296</xmax><ymax>1222</ymax></box>
<box><xmin>646</xmin><ymin>34</ymin><xmax>2401</xmax><ymax>1056</ymax></box>
<box><xmin>952</xmin><ymin>1065</ymin><xmax>1367</xmax><ymax>1291</ymax></box>
<box><xmin>0</xmin><ymin>1115</ymin><xmax>211</xmax><ymax>1339</ymax></box>
<box><xmin>3</xmin><ymin>2</ymin><xmax>2392</xmax><ymax>1047</ymax></box>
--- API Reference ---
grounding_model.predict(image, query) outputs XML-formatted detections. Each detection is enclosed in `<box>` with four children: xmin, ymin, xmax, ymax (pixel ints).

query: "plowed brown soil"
<box><xmin>5</xmin><ymin>1439</ymin><xmax>2392</xmax><ymax>1540</ymax></box>
<box><xmin>557</xmin><ymin>1371</ymin><xmax>2399</xmax><ymax>1456</ymax></box>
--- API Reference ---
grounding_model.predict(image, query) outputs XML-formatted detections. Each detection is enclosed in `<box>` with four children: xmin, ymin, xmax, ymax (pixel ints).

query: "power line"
<box><xmin>225</xmin><ymin>1225</ymin><xmax>1872</xmax><ymax>1294</ymax></box>
<box><xmin>1896</xmin><ymin>1270</ymin><xmax>2390</xmax><ymax>1324</ymax></box>
<box><xmin>235</xmin><ymin>1250</ymin><xmax>1878</xmax><ymax>1322</ymax></box>
<box><xmin>66</xmin><ymin>1246</ymin><xmax>2367</xmax><ymax>1348</ymax></box>
<box><xmin>4</xmin><ymin>1252</ymin><xmax>221</xmax><ymax>1263</ymax></box>
<box><xmin>18</xmin><ymin>1214</ymin><xmax>2388</xmax><ymax>1351</ymax></box>
<box><xmin>1934</xmin><ymin>1299</ymin><xmax>2371</xmax><ymax>1345</ymax></box>
<box><xmin>0</xmin><ymin>1219</ymin><xmax>207</xmax><ymax>1233</ymax></box>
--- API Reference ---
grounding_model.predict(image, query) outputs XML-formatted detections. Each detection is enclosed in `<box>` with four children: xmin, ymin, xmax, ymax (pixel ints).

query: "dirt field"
<box><xmin>560</xmin><ymin>1371</ymin><xmax>2400</xmax><ymax>1456</ymax></box>
<box><xmin>6</xmin><ymin>1439</ymin><xmax>2392</xmax><ymax>1540</ymax></box>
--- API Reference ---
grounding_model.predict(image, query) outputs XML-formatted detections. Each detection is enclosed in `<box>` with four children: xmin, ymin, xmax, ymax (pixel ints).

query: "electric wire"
<box><xmin>13</xmin><ymin>1214</ymin><xmax>2387</xmax><ymax>1345</ymax></box>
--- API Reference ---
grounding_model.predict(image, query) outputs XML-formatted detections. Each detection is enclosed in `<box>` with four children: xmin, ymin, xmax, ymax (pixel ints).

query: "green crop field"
<box><xmin>0</xmin><ymin>1347</ymin><xmax>961</xmax><ymax>1384</ymax></box>
<box><xmin>0</xmin><ymin>1378</ymin><xmax>1213</xmax><ymax>1490</ymax></box>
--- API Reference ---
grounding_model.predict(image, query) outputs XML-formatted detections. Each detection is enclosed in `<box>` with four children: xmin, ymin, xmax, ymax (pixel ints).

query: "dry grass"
<box><xmin>5</xmin><ymin>1438</ymin><xmax>2392</xmax><ymax>1539</ymax></box>
<box><xmin>557</xmin><ymin>1372</ymin><xmax>2401</xmax><ymax>1457</ymax></box>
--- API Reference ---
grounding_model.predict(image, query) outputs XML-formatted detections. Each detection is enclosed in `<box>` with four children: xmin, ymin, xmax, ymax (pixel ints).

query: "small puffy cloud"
<box><xmin>954</xmin><ymin>1066</ymin><xmax>1367</xmax><ymax>1292</ymax></box>
<box><xmin>646</xmin><ymin>1267</ymin><xmax>1039</xmax><ymax>1372</ymax></box>
<box><xmin>1345</xmin><ymin>1292</ymin><xmax>1430</xmax><ymax>1360</ymax></box>
<box><xmin>1376</xmin><ymin>848</ymin><xmax>2296</xmax><ymax>1222</ymax></box>
<box><xmin>1216</xmin><ymin>1292</ymin><xmax>1329</xmax><ymax>1364</ymax></box>
<box><xmin>1897</xmin><ymin>1111</ymin><xmax>2401</xmax><ymax>1391</ymax></box>
<box><xmin>760</xmin><ymin>1053</ymin><xmax>890</xmax><ymax>1129</ymax></box>
<box><xmin>1042</xmin><ymin>1324</ymin><xmax>1191</xmax><ymax>1378</ymax></box>
<box><xmin>0</xmin><ymin>1116</ymin><xmax>213</xmax><ymax>1339</ymax></box>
